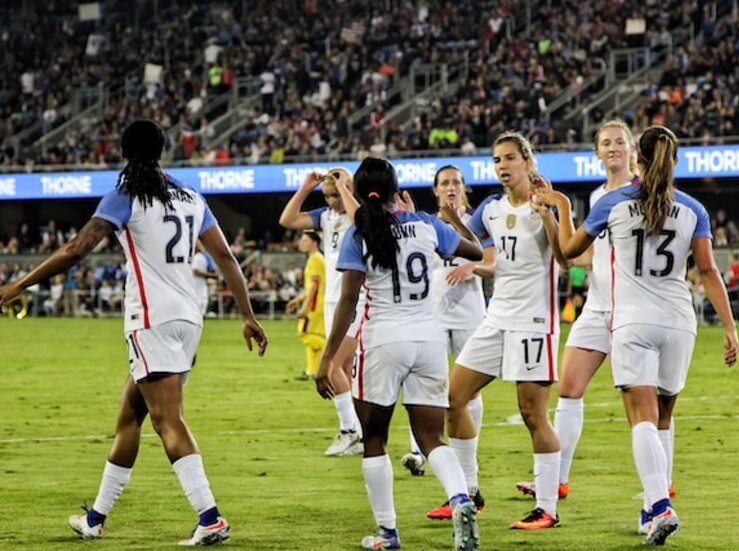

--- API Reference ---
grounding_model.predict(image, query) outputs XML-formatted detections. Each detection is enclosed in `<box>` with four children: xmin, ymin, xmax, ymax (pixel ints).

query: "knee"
<box><xmin>519</xmin><ymin>405</ymin><xmax>546</xmax><ymax>431</ymax></box>
<box><xmin>448</xmin><ymin>392</ymin><xmax>471</xmax><ymax>416</ymax></box>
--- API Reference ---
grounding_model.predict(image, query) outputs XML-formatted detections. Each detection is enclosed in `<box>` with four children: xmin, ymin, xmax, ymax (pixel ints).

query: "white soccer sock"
<box><xmin>534</xmin><ymin>451</ymin><xmax>561</xmax><ymax>516</ymax></box>
<box><xmin>172</xmin><ymin>454</ymin><xmax>217</xmax><ymax>514</ymax></box>
<box><xmin>92</xmin><ymin>461</ymin><xmax>132</xmax><ymax>515</ymax></box>
<box><xmin>658</xmin><ymin>416</ymin><xmax>675</xmax><ymax>486</ymax></box>
<box><xmin>427</xmin><ymin>446</ymin><xmax>468</xmax><ymax>500</ymax></box>
<box><xmin>468</xmin><ymin>395</ymin><xmax>484</xmax><ymax>434</ymax></box>
<box><xmin>334</xmin><ymin>391</ymin><xmax>358</xmax><ymax>433</ymax></box>
<box><xmin>362</xmin><ymin>455</ymin><xmax>396</xmax><ymax>529</ymax></box>
<box><xmin>449</xmin><ymin>437</ymin><xmax>478</xmax><ymax>493</ymax></box>
<box><xmin>408</xmin><ymin>427</ymin><xmax>422</xmax><ymax>456</ymax></box>
<box><xmin>632</xmin><ymin>421</ymin><xmax>669</xmax><ymax>508</ymax></box>
<box><xmin>554</xmin><ymin>397</ymin><xmax>584</xmax><ymax>484</ymax></box>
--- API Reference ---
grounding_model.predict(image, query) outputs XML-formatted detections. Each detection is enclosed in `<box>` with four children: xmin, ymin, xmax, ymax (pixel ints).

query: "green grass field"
<box><xmin>1</xmin><ymin>318</ymin><xmax>738</xmax><ymax>550</ymax></box>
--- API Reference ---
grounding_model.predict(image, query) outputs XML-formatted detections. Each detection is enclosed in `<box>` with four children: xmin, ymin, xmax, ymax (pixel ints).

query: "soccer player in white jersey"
<box><xmin>279</xmin><ymin>168</ymin><xmax>365</xmax><ymax>456</ymax></box>
<box><xmin>0</xmin><ymin>120</ymin><xmax>268</xmax><ymax>546</ymax></box>
<box><xmin>315</xmin><ymin>157</ymin><xmax>483</xmax><ymax>550</ymax></box>
<box><xmin>517</xmin><ymin>120</ymin><xmax>662</xmax><ymax>503</ymax></box>
<box><xmin>192</xmin><ymin>243</ymin><xmax>217</xmax><ymax>317</ymax></box>
<box><xmin>430</xmin><ymin>131</ymin><xmax>568</xmax><ymax>531</ymax></box>
<box><xmin>538</xmin><ymin>125</ymin><xmax>738</xmax><ymax>545</ymax></box>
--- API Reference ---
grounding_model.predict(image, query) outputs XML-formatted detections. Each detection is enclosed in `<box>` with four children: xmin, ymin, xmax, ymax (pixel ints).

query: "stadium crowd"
<box><xmin>0</xmin><ymin>0</ymin><xmax>735</xmax><ymax>170</ymax></box>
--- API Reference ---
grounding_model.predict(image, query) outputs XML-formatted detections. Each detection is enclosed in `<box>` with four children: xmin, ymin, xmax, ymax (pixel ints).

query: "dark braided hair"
<box><xmin>116</xmin><ymin>119</ymin><xmax>172</xmax><ymax>210</ymax></box>
<box><xmin>353</xmin><ymin>157</ymin><xmax>400</xmax><ymax>271</ymax></box>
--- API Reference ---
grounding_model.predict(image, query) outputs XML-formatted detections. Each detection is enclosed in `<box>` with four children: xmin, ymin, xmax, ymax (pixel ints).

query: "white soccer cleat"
<box><xmin>451</xmin><ymin>496</ymin><xmax>480</xmax><ymax>550</ymax></box>
<box><xmin>644</xmin><ymin>507</ymin><xmax>678</xmax><ymax>546</ymax></box>
<box><xmin>178</xmin><ymin>516</ymin><xmax>230</xmax><ymax>546</ymax></box>
<box><xmin>340</xmin><ymin>440</ymin><xmax>365</xmax><ymax>456</ymax></box>
<box><xmin>68</xmin><ymin>513</ymin><xmax>103</xmax><ymax>540</ymax></box>
<box><xmin>401</xmin><ymin>452</ymin><xmax>425</xmax><ymax>476</ymax></box>
<box><xmin>324</xmin><ymin>430</ymin><xmax>360</xmax><ymax>456</ymax></box>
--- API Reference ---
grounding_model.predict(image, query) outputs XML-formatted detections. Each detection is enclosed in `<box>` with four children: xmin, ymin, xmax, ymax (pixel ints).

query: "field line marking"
<box><xmin>2</xmin><ymin>414</ymin><xmax>737</xmax><ymax>445</ymax></box>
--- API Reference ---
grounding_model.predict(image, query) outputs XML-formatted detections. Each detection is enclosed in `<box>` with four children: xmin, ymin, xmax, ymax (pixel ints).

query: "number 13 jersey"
<box><xmin>94</xmin><ymin>176</ymin><xmax>216</xmax><ymax>332</ymax></box>
<box><xmin>583</xmin><ymin>185</ymin><xmax>711</xmax><ymax>333</ymax></box>
<box><xmin>468</xmin><ymin>194</ymin><xmax>559</xmax><ymax>334</ymax></box>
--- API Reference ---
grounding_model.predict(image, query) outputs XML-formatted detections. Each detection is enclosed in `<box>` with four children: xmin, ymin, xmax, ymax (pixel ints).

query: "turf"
<box><xmin>0</xmin><ymin>318</ymin><xmax>738</xmax><ymax>550</ymax></box>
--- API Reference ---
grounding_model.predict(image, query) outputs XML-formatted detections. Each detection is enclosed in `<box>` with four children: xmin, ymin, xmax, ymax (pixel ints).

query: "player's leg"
<box><xmin>69</xmin><ymin>375</ymin><xmax>147</xmax><ymax>539</ymax></box>
<box><xmin>554</xmin><ymin>346</ymin><xmax>605</xmax><ymax>492</ymax></box>
<box><xmin>325</xmin><ymin>335</ymin><xmax>362</xmax><ymax>456</ymax></box>
<box><xmin>510</xmin><ymin>381</ymin><xmax>560</xmax><ymax>530</ymax></box>
<box><xmin>354</xmin><ymin>399</ymin><xmax>401</xmax><ymax>549</ymax></box>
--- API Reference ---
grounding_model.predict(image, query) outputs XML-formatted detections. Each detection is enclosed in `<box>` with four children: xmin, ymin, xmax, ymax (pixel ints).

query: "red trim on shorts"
<box><xmin>132</xmin><ymin>330</ymin><xmax>150</xmax><ymax>376</ymax></box>
<box><xmin>125</xmin><ymin>228</ymin><xmax>150</xmax><ymax>329</ymax></box>
<box><xmin>357</xmin><ymin>330</ymin><xmax>365</xmax><ymax>400</ymax></box>
<box><xmin>546</xmin><ymin>333</ymin><xmax>555</xmax><ymax>381</ymax></box>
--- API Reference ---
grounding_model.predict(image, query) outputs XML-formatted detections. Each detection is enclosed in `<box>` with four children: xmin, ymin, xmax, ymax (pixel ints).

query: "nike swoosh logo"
<box><xmin>525</xmin><ymin>365</ymin><xmax>537</xmax><ymax>371</ymax></box>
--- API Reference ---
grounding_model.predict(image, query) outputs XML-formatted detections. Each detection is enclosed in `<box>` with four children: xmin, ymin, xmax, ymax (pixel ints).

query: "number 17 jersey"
<box><xmin>468</xmin><ymin>194</ymin><xmax>559</xmax><ymax>334</ymax></box>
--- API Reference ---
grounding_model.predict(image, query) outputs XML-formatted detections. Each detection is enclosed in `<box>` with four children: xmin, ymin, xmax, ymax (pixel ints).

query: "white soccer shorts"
<box><xmin>456</xmin><ymin>319</ymin><xmax>559</xmax><ymax>382</ymax></box>
<box><xmin>444</xmin><ymin>327</ymin><xmax>477</xmax><ymax>358</ymax></box>
<box><xmin>565</xmin><ymin>308</ymin><xmax>611</xmax><ymax>354</ymax></box>
<box><xmin>610</xmin><ymin>324</ymin><xmax>695</xmax><ymax>395</ymax></box>
<box><xmin>353</xmin><ymin>340</ymin><xmax>448</xmax><ymax>408</ymax></box>
<box><xmin>125</xmin><ymin>320</ymin><xmax>202</xmax><ymax>383</ymax></box>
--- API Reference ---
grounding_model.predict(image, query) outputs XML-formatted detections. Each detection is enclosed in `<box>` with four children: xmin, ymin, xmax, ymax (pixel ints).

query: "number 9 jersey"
<box><xmin>583</xmin><ymin>185</ymin><xmax>711</xmax><ymax>333</ymax></box>
<box><xmin>93</xmin><ymin>175</ymin><xmax>217</xmax><ymax>332</ymax></box>
<box><xmin>336</xmin><ymin>211</ymin><xmax>461</xmax><ymax>349</ymax></box>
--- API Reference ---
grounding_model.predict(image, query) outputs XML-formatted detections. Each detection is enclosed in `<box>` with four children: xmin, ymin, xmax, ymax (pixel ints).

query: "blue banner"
<box><xmin>0</xmin><ymin>145</ymin><xmax>737</xmax><ymax>201</ymax></box>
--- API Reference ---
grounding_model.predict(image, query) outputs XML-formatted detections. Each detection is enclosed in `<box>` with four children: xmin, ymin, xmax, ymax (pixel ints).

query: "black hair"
<box><xmin>353</xmin><ymin>157</ymin><xmax>400</xmax><ymax>271</ymax></box>
<box><xmin>302</xmin><ymin>229</ymin><xmax>321</xmax><ymax>245</ymax></box>
<box><xmin>116</xmin><ymin>119</ymin><xmax>172</xmax><ymax>210</ymax></box>
<box><xmin>637</xmin><ymin>125</ymin><xmax>678</xmax><ymax>235</ymax></box>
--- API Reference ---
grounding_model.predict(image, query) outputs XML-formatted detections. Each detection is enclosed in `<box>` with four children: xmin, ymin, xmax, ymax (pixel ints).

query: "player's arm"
<box><xmin>0</xmin><ymin>217</ymin><xmax>112</xmax><ymax>306</ymax></box>
<box><xmin>693</xmin><ymin>236</ymin><xmax>738</xmax><ymax>366</ymax></box>
<box><xmin>535</xmin><ymin>189</ymin><xmax>594</xmax><ymax>259</ymax></box>
<box><xmin>336</xmin><ymin>173</ymin><xmax>360</xmax><ymax>223</ymax></box>
<box><xmin>316</xmin><ymin>269</ymin><xmax>363</xmax><ymax>399</ymax></box>
<box><xmin>278</xmin><ymin>171</ymin><xmax>323</xmax><ymax>229</ymax></box>
<box><xmin>200</xmin><ymin>224</ymin><xmax>268</xmax><ymax>356</ymax></box>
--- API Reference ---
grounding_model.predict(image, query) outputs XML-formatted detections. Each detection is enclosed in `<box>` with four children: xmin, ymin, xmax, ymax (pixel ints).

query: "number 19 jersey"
<box><xmin>583</xmin><ymin>185</ymin><xmax>711</xmax><ymax>333</ymax></box>
<box><xmin>468</xmin><ymin>194</ymin><xmax>559</xmax><ymax>334</ymax></box>
<box><xmin>94</xmin><ymin>177</ymin><xmax>216</xmax><ymax>332</ymax></box>
<box><xmin>337</xmin><ymin>211</ymin><xmax>461</xmax><ymax>348</ymax></box>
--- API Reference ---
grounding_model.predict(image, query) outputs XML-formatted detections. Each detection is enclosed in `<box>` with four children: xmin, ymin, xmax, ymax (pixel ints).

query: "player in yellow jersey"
<box><xmin>287</xmin><ymin>230</ymin><xmax>325</xmax><ymax>378</ymax></box>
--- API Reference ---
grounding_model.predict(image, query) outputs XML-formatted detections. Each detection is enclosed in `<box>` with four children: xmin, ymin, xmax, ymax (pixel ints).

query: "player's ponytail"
<box><xmin>116</xmin><ymin>119</ymin><xmax>172</xmax><ymax>210</ymax></box>
<box><xmin>637</xmin><ymin>125</ymin><xmax>678</xmax><ymax>236</ymax></box>
<box><xmin>353</xmin><ymin>157</ymin><xmax>400</xmax><ymax>271</ymax></box>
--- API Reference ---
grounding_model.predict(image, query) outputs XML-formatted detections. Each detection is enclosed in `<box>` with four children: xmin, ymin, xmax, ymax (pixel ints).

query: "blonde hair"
<box><xmin>637</xmin><ymin>125</ymin><xmax>678</xmax><ymax>236</ymax></box>
<box><xmin>322</xmin><ymin>166</ymin><xmax>353</xmax><ymax>193</ymax></box>
<box><xmin>492</xmin><ymin>131</ymin><xmax>540</xmax><ymax>182</ymax></box>
<box><xmin>594</xmin><ymin>119</ymin><xmax>637</xmax><ymax>174</ymax></box>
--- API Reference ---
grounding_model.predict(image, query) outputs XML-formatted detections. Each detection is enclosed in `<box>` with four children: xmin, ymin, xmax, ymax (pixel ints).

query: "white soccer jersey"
<box><xmin>309</xmin><ymin>207</ymin><xmax>353</xmax><ymax>303</ymax></box>
<box><xmin>431</xmin><ymin>213</ymin><xmax>485</xmax><ymax>330</ymax></box>
<box><xmin>468</xmin><ymin>194</ymin><xmax>559</xmax><ymax>334</ymax></box>
<box><xmin>583</xmin><ymin>186</ymin><xmax>711</xmax><ymax>334</ymax></box>
<box><xmin>584</xmin><ymin>180</ymin><xmax>633</xmax><ymax>313</ymax></box>
<box><xmin>337</xmin><ymin>211</ymin><xmax>461</xmax><ymax>348</ymax></box>
<box><xmin>94</xmin><ymin>176</ymin><xmax>217</xmax><ymax>332</ymax></box>
<box><xmin>192</xmin><ymin>251</ymin><xmax>215</xmax><ymax>316</ymax></box>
